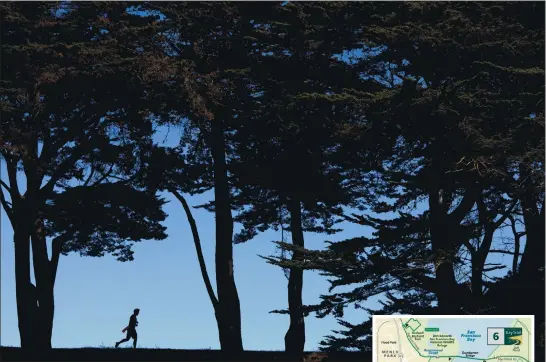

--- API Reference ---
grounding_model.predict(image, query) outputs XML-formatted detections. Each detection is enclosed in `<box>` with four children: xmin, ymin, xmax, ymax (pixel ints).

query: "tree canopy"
<box><xmin>1</xmin><ymin>1</ymin><xmax>543</xmax><ymax>356</ymax></box>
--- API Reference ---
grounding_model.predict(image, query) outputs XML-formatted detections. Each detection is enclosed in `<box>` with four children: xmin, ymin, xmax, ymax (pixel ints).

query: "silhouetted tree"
<box><xmin>3</xmin><ymin>2</ymin><xmax>542</xmax><ymax>355</ymax></box>
<box><xmin>133</xmin><ymin>2</ymin><xmax>262</xmax><ymax>351</ymax></box>
<box><xmin>228</xmin><ymin>2</ymin><xmax>382</xmax><ymax>352</ymax></box>
<box><xmin>142</xmin><ymin>145</ymin><xmax>220</xmax><ymax>337</ymax></box>
<box><xmin>0</xmin><ymin>2</ymin><xmax>169</xmax><ymax>349</ymax></box>
<box><xmin>267</xmin><ymin>1</ymin><xmax>544</xmax><ymax>354</ymax></box>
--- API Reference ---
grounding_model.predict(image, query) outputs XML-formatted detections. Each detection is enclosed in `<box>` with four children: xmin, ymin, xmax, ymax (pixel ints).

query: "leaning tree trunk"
<box><xmin>285</xmin><ymin>197</ymin><xmax>305</xmax><ymax>354</ymax></box>
<box><xmin>171</xmin><ymin>189</ymin><xmax>219</xmax><ymax>310</ymax></box>
<box><xmin>210</xmin><ymin>118</ymin><xmax>244</xmax><ymax>352</ymax></box>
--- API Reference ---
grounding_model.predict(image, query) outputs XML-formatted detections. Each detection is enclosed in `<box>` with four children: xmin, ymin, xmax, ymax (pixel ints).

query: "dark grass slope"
<box><xmin>0</xmin><ymin>347</ymin><xmax>372</xmax><ymax>362</ymax></box>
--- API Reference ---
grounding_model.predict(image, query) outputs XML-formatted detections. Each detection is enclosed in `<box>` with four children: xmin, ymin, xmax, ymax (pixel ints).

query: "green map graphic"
<box><xmin>373</xmin><ymin>316</ymin><xmax>533</xmax><ymax>362</ymax></box>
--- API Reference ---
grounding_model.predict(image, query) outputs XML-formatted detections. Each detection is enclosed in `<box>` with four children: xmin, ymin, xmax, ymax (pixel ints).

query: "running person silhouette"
<box><xmin>115</xmin><ymin>308</ymin><xmax>140</xmax><ymax>348</ymax></box>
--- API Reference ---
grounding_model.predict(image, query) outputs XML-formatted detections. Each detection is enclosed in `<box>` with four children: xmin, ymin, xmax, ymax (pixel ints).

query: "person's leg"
<box><xmin>116</xmin><ymin>336</ymin><xmax>130</xmax><ymax>348</ymax></box>
<box><xmin>132</xmin><ymin>331</ymin><xmax>138</xmax><ymax>348</ymax></box>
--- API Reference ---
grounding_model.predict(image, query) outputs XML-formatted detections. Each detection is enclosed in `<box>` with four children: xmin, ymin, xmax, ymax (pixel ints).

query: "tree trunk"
<box><xmin>31</xmin><ymin>221</ymin><xmax>55</xmax><ymax>350</ymax></box>
<box><xmin>171</xmin><ymin>189</ymin><xmax>219</xmax><ymax>309</ymax></box>
<box><xmin>470</xmin><ymin>199</ymin><xmax>495</xmax><ymax>312</ymax></box>
<box><xmin>518</xmin><ymin>207</ymin><xmax>544</xmax><ymax>279</ymax></box>
<box><xmin>34</xmin><ymin>286</ymin><xmax>54</xmax><ymax>349</ymax></box>
<box><xmin>14</xmin><ymin>228</ymin><xmax>36</xmax><ymax>349</ymax></box>
<box><xmin>517</xmin><ymin>165</ymin><xmax>544</xmax><ymax>279</ymax></box>
<box><xmin>12</xmin><ymin>210</ymin><xmax>61</xmax><ymax>351</ymax></box>
<box><xmin>210</xmin><ymin>118</ymin><xmax>243</xmax><ymax>352</ymax></box>
<box><xmin>470</xmin><ymin>258</ymin><xmax>484</xmax><ymax>309</ymax></box>
<box><xmin>285</xmin><ymin>197</ymin><xmax>305</xmax><ymax>354</ymax></box>
<box><xmin>428</xmin><ymin>189</ymin><xmax>462</xmax><ymax>314</ymax></box>
<box><xmin>25</xmin><ymin>149</ymin><xmax>56</xmax><ymax>351</ymax></box>
<box><xmin>7</xmin><ymin>156</ymin><xmax>43</xmax><ymax>349</ymax></box>
<box><xmin>517</xmin><ymin>186</ymin><xmax>545</xmax><ymax>358</ymax></box>
<box><xmin>433</xmin><ymin>258</ymin><xmax>461</xmax><ymax>313</ymax></box>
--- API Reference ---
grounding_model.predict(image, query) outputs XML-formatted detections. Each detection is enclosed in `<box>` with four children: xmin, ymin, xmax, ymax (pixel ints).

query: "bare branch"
<box><xmin>483</xmin><ymin>265</ymin><xmax>506</xmax><ymax>272</ymax></box>
<box><xmin>0</xmin><ymin>179</ymin><xmax>11</xmax><ymax>193</ymax></box>
<box><xmin>2</xmin><ymin>153</ymin><xmax>21</xmax><ymax>199</ymax></box>
<box><xmin>0</xmin><ymin>187</ymin><xmax>14</xmax><ymax>224</ymax></box>
<box><xmin>489</xmin><ymin>249</ymin><xmax>517</xmax><ymax>255</ymax></box>
<box><xmin>90</xmin><ymin>164</ymin><xmax>115</xmax><ymax>187</ymax></box>
<box><xmin>82</xmin><ymin>166</ymin><xmax>96</xmax><ymax>187</ymax></box>
<box><xmin>449</xmin><ymin>188</ymin><xmax>478</xmax><ymax>224</ymax></box>
<box><xmin>493</xmin><ymin>199</ymin><xmax>519</xmax><ymax>229</ymax></box>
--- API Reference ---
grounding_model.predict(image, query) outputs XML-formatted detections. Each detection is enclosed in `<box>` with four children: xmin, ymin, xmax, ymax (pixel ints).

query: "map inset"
<box><xmin>372</xmin><ymin>315</ymin><xmax>534</xmax><ymax>362</ymax></box>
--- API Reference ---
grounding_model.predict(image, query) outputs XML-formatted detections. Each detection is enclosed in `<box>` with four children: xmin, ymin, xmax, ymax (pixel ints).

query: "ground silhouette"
<box><xmin>0</xmin><ymin>347</ymin><xmax>370</xmax><ymax>362</ymax></box>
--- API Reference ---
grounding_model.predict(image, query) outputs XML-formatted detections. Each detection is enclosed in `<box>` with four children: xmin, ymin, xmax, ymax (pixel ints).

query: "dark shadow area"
<box><xmin>0</xmin><ymin>347</ymin><xmax>371</xmax><ymax>362</ymax></box>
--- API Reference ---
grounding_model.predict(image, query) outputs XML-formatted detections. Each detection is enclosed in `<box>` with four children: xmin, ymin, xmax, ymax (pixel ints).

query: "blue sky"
<box><xmin>0</xmin><ymin>127</ymin><xmax>378</xmax><ymax>350</ymax></box>
<box><xmin>0</xmin><ymin>7</ymin><xmax>521</xmax><ymax>347</ymax></box>
<box><xmin>0</xmin><ymin>125</ymin><xmax>520</xmax><ymax>350</ymax></box>
<box><xmin>0</xmin><ymin>9</ymin><xmax>398</xmax><ymax>349</ymax></box>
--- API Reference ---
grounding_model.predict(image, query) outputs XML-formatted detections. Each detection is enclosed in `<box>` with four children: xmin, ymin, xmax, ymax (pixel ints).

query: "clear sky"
<box><xmin>0</xmin><ymin>3</ymin><xmax>526</xmax><ymax>352</ymax></box>
<box><xmin>0</xmin><ymin>122</ymin><xmax>518</xmax><ymax>351</ymax></box>
<box><xmin>0</xmin><ymin>124</ymin><xmax>519</xmax><ymax>351</ymax></box>
<box><xmin>0</xmin><ymin>127</ymin><xmax>380</xmax><ymax>350</ymax></box>
<box><xmin>0</xmin><ymin>11</ymin><xmax>386</xmax><ymax>349</ymax></box>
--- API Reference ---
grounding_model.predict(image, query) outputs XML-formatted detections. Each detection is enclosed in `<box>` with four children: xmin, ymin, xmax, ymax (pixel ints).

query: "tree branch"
<box><xmin>0</xmin><ymin>187</ymin><xmax>14</xmax><ymax>224</ymax></box>
<box><xmin>164</xmin><ymin>37</ymin><xmax>183</xmax><ymax>58</ymax></box>
<box><xmin>39</xmin><ymin>149</ymin><xmax>84</xmax><ymax>198</ymax></box>
<box><xmin>462</xmin><ymin>238</ymin><xmax>475</xmax><ymax>254</ymax></box>
<box><xmin>493</xmin><ymin>199</ymin><xmax>519</xmax><ymax>229</ymax></box>
<box><xmin>39</xmin><ymin>118</ymin><xmax>103</xmax><ymax>197</ymax></box>
<box><xmin>0</xmin><ymin>179</ymin><xmax>11</xmax><ymax>193</ymax></box>
<box><xmin>50</xmin><ymin>233</ymin><xmax>71</xmax><ymax>286</ymax></box>
<box><xmin>38</xmin><ymin>118</ymin><xmax>96</xmax><ymax>167</ymax></box>
<box><xmin>170</xmin><ymin>187</ymin><xmax>219</xmax><ymax>309</ymax></box>
<box><xmin>507</xmin><ymin>214</ymin><xmax>521</xmax><ymax>274</ymax></box>
<box><xmin>489</xmin><ymin>249</ymin><xmax>516</xmax><ymax>255</ymax></box>
<box><xmin>483</xmin><ymin>265</ymin><xmax>506</xmax><ymax>272</ymax></box>
<box><xmin>476</xmin><ymin>195</ymin><xmax>490</xmax><ymax>230</ymax></box>
<box><xmin>448</xmin><ymin>187</ymin><xmax>478</xmax><ymax>224</ymax></box>
<box><xmin>475</xmin><ymin>195</ymin><xmax>496</xmax><ymax>259</ymax></box>
<box><xmin>2</xmin><ymin>153</ymin><xmax>21</xmax><ymax>200</ymax></box>
<box><xmin>90</xmin><ymin>164</ymin><xmax>115</xmax><ymax>186</ymax></box>
<box><xmin>82</xmin><ymin>166</ymin><xmax>96</xmax><ymax>187</ymax></box>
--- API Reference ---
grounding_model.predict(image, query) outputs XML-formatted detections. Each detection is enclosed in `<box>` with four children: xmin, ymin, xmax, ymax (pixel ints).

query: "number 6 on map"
<box><xmin>487</xmin><ymin>328</ymin><xmax>504</xmax><ymax>345</ymax></box>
